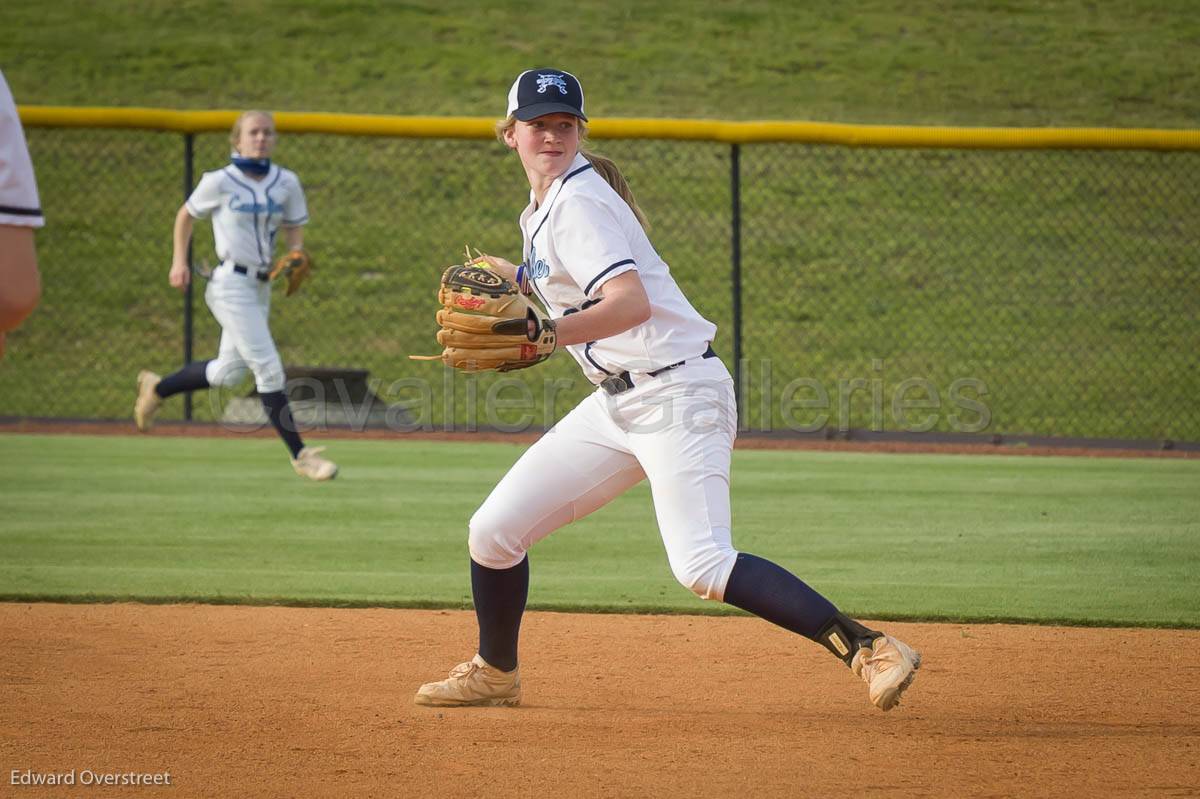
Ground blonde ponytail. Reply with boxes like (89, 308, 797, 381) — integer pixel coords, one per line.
(579, 148, 649, 230)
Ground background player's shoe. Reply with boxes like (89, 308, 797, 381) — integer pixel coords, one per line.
(851, 634, 921, 711)
(291, 446, 338, 481)
(134, 370, 162, 432)
(414, 654, 521, 707)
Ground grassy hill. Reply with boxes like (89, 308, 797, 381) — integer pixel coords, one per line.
(4, 0, 1198, 127)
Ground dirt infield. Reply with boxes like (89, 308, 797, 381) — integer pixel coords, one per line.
(2, 604, 1197, 798)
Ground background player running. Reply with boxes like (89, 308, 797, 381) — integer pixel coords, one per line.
(414, 68, 920, 710)
(135, 110, 337, 481)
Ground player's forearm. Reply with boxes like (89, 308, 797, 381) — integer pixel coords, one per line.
(0, 225, 41, 332)
(553, 271, 652, 347)
(553, 296, 651, 347)
(282, 225, 304, 251)
(171, 206, 194, 267)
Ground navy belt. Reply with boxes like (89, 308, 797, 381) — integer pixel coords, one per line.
(600, 345, 718, 396)
(232, 263, 270, 282)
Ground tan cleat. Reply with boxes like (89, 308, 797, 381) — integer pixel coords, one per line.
(851, 634, 921, 711)
(414, 654, 521, 707)
(134, 370, 162, 432)
(291, 446, 338, 481)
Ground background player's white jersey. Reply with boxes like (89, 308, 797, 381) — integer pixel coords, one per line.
(520, 153, 717, 384)
(0, 70, 44, 229)
(186, 164, 308, 267)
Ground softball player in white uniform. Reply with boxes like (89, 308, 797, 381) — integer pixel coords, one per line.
(415, 69, 920, 710)
(134, 110, 336, 481)
(0, 69, 43, 359)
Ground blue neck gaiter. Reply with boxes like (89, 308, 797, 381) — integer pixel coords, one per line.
(231, 154, 271, 177)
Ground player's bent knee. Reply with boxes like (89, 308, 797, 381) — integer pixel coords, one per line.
(250, 359, 287, 394)
(671, 568, 725, 601)
(205, 361, 248, 388)
(467, 513, 528, 570)
(668, 543, 738, 601)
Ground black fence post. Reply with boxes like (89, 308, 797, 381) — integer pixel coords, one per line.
(182, 133, 195, 421)
(730, 143, 744, 430)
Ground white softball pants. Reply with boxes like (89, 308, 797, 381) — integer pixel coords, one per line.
(203, 263, 286, 393)
(469, 356, 740, 601)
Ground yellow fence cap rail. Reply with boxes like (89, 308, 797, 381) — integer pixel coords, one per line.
(18, 106, 1200, 151)
(591, 118, 1200, 150)
(16, 106, 499, 139)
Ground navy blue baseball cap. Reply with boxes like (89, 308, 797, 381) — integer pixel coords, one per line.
(506, 68, 587, 122)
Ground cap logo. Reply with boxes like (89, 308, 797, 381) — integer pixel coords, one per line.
(536, 74, 569, 95)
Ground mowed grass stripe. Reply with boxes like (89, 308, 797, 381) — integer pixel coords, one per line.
(1, 434, 1196, 626)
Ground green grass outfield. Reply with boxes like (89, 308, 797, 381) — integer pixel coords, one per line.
(1, 433, 1197, 628)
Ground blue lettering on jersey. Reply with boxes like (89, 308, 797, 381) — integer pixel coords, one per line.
(229, 196, 286, 216)
(527, 243, 550, 280)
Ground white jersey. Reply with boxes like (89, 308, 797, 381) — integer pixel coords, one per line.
(186, 164, 308, 268)
(0, 70, 44, 229)
(520, 152, 717, 384)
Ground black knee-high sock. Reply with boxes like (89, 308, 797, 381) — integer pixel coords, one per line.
(155, 360, 211, 398)
(724, 553, 880, 665)
(471, 556, 529, 672)
(723, 553, 837, 638)
(259, 390, 304, 458)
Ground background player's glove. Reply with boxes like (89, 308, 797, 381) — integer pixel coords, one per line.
(270, 248, 312, 297)
(410, 264, 556, 372)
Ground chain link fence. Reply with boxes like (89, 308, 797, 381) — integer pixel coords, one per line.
(3, 119, 1197, 443)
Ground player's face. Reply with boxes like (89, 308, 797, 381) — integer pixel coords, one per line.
(507, 113, 580, 182)
(236, 115, 277, 159)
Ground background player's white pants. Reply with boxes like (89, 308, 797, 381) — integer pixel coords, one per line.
(470, 357, 739, 601)
(203, 263, 286, 393)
